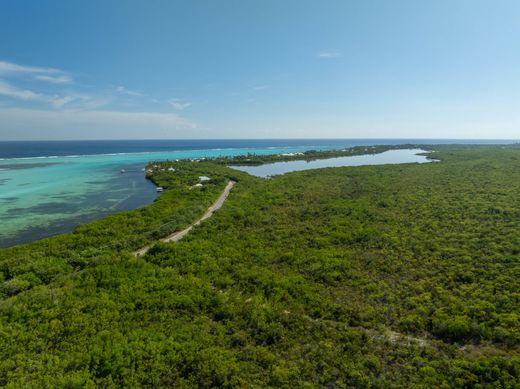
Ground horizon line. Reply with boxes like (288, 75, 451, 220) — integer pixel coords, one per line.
(1, 137, 518, 142)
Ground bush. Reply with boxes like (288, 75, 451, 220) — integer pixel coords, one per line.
(1, 277, 32, 296)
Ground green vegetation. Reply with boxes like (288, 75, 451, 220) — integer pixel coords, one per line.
(0, 145, 519, 387)
(0, 161, 234, 296)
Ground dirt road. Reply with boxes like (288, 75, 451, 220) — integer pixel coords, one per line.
(134, 180, 236, 256)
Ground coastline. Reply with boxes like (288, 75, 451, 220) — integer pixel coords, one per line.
(1, 142, 517, 248)
(0, 142, 426, 248)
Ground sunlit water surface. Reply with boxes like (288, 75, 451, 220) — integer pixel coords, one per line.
(231, 149, 433, 177)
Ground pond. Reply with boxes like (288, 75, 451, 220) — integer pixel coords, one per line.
(231, 149, 434, 178)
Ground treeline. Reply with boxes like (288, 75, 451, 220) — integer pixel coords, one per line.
(212, 144, 425, 166)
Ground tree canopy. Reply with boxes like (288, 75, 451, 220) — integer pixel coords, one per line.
(0, 145, 519, 387)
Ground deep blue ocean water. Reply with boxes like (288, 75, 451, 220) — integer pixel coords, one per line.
(0, 139, 515, 247)
(0, 138, 513, 159)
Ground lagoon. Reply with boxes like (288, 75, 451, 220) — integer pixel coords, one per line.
(231, 149, 433, 178)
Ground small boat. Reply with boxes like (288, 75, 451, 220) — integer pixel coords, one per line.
(120, 169, 126, 173)
(156, 187, 164, 192)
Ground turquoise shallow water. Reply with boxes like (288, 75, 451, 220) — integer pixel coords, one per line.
(0, 145, 332, 247)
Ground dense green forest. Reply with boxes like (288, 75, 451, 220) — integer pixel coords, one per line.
(0, 145, 519, 387)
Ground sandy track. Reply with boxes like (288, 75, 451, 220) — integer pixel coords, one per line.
(134, 180, 236, 256)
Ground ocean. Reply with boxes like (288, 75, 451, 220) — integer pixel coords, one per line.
(0, 139, 515, 247)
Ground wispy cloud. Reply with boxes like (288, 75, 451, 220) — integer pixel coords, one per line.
(0, 60, 197, 134)
(49, 95, 75, 108)
(169, 98, 192, 110)
(0, 60, 74, 85)
(0, 60, 63, 75)
(252, 84, 270, 91)
(0, 60, 78, 107)
(317, 50, 342, 58)
(0, 107, 197, 139)
(34, 74, 73, 84)
(0, 79, 103, 109)
(0, 80, 46, 101)
(0, 61, 136, 111)
(115, 85, 144, 96)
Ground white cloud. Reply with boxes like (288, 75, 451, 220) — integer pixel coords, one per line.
(0, 80, 113, 110)
(0, 60, 198, 135)
(34, 74, 73, 84)
(0, 108, 198, 140)
(317, 50, 342, 58)
(64, 94, 113, 111)
(0, 60, 63, 75)
(0, 80, 46, 101)
(0, 60, 74, 85)
(169, 98, 192, 110)
(0, 79, 82, 109)
(115, 85, 144, 96)
(50, 95, 75, 108)
(252, 84, 270, 91)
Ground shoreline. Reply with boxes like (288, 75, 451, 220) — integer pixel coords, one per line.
(2, 143, 519, 249)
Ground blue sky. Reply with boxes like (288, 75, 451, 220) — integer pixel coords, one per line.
(1, 0, 520, 140)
